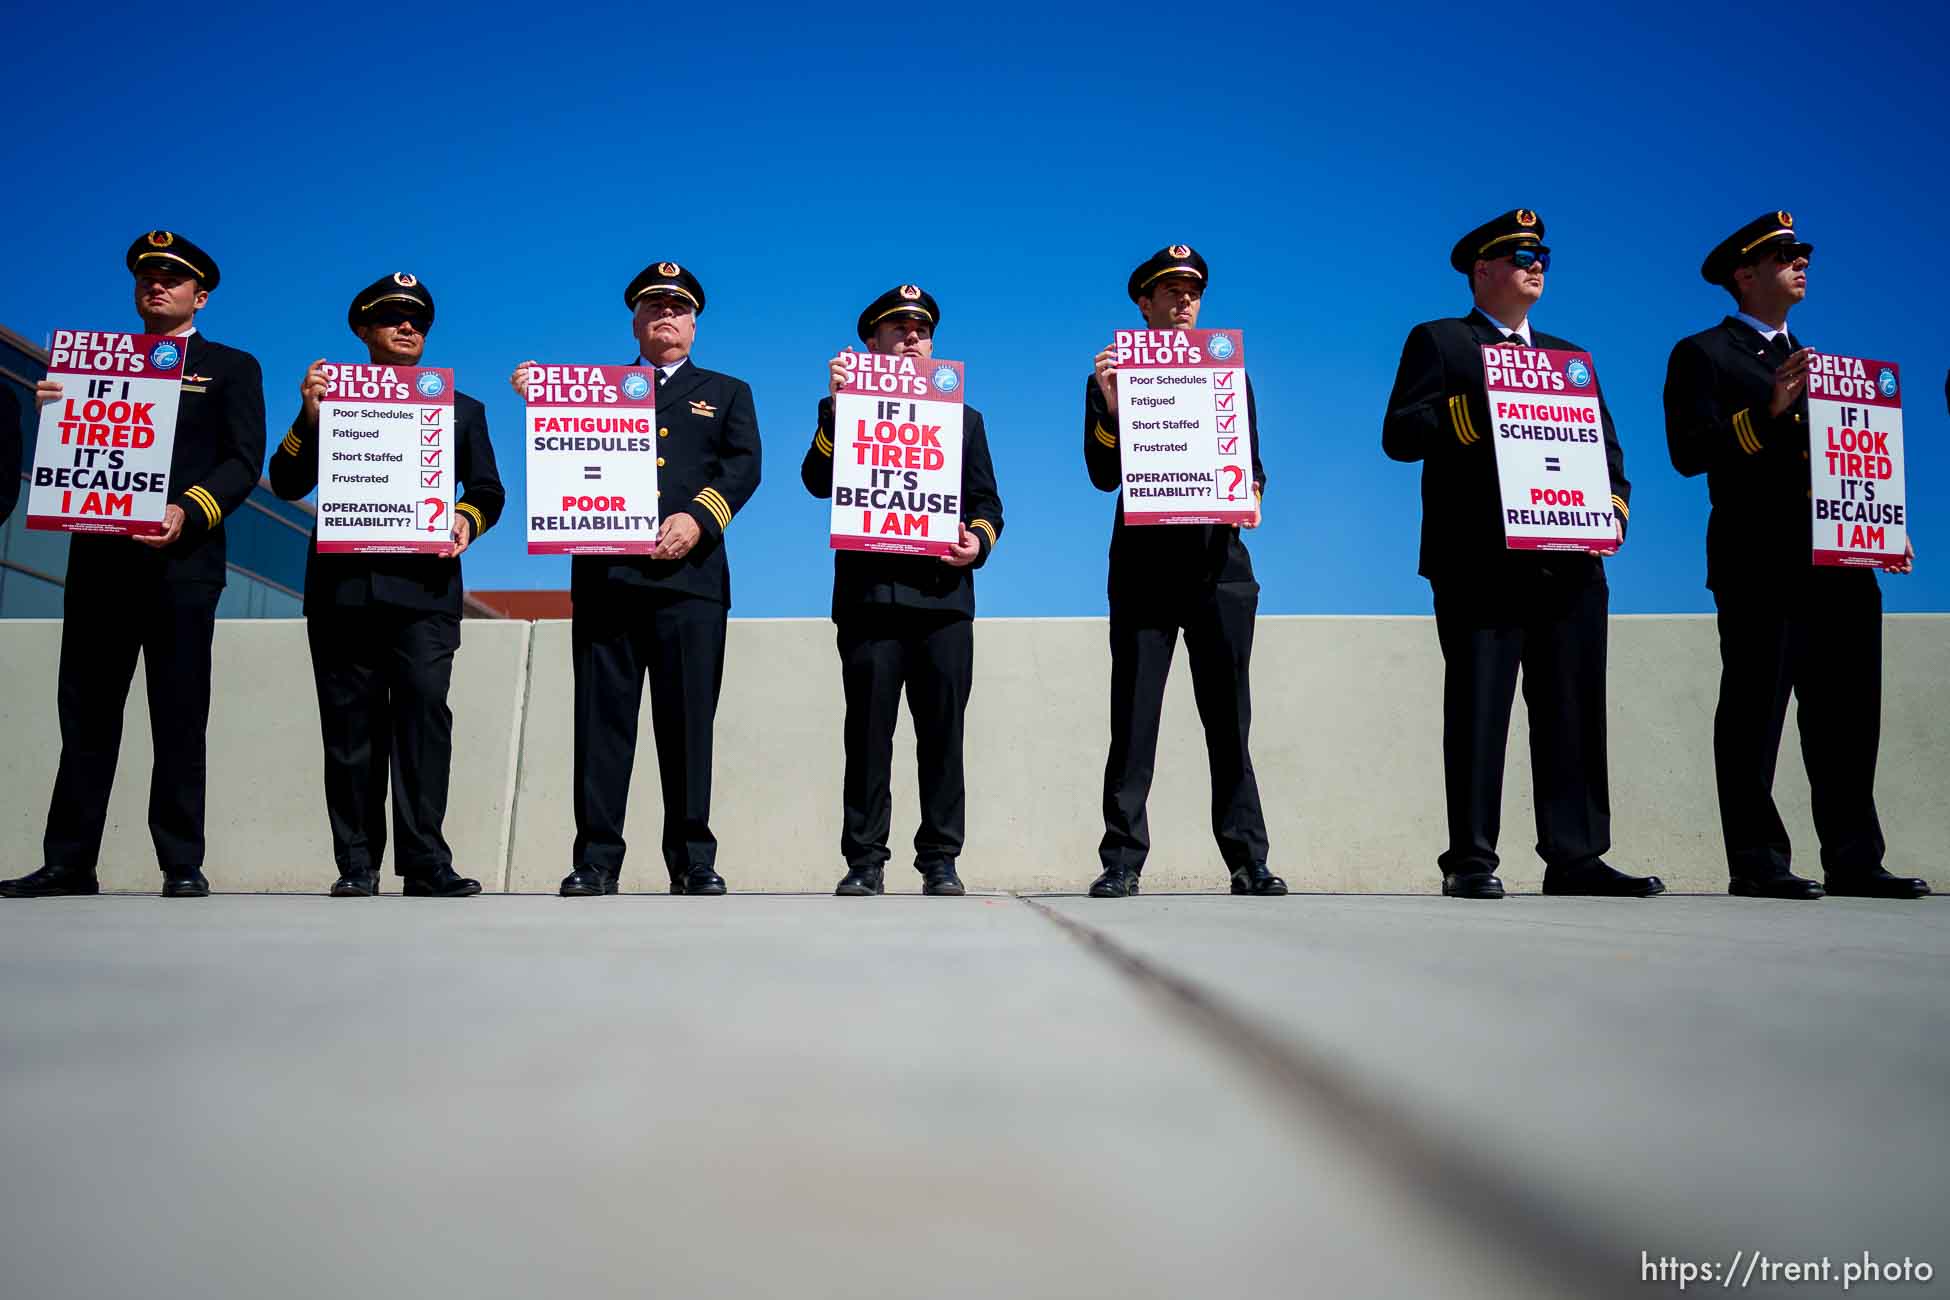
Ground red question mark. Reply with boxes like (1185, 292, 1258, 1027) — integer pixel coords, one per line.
(1220, 465, 1245, 500)
(423, 498, 447, 533)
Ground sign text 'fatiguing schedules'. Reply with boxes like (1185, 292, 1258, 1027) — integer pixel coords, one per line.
(26, 330, 184, 536)
(316, 364, 454, 554)
(524, 365, 659, 554)
(1113, 328, 1254, 526)
(1481, 344, 1619, 554)
(829, 352, 964, 557)
(1807, 352, 1906, 567)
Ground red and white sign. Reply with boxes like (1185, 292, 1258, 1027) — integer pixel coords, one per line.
(25, 329, 183, 536)
(315, 364, 454, 554)
(829, 352, 965, 557)
(1113, 328, 1254, 525)
(1481, 345, 1619, 554)
(1807, 352, 1906, 567)
(524, 365, 659, 555)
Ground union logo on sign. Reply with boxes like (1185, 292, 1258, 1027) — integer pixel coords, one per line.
(149, 342, 181, 371)
(1208, 334, 1236, 361)
(932, 366, 959, 394)
(1566, 359, 1592, 388)
(622, 373, 651, 400)
(415, 372, 446, 398)
(1878, 368, 1898, 398)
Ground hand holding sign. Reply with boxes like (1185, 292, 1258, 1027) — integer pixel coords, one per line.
(941, 522, 980, 568)
(1884, 539, 1915, 575)
(509, 359, 536, 397)
(449, 509, 474, 559)
(829, 350, 852, 397)
(300, 358, 330, 425)
(1093, 347, 1119, 411)
(1770, 347, 1816, 417)
(133, 503, 185, 549)
(34, 379, 62, 410)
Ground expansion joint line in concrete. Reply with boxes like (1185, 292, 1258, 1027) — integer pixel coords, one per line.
(1012, 894, 1637, 1300)
(496, 623, 538, 893)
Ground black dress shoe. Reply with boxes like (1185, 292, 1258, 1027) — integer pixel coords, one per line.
(1229, 865, 1288, 896)
(921, 864, 965, 897)
(330, 872, 379, 897)
(402, 866, 481, 897)
(1542, 860, 1666, 897)
(1442, 871, 1505, 899)
(672, 868, 726, 896)
(560, 867, 612, 897)
(835, 866, 884, 896)
(1089, 868, 1141, 898)
(1824, 868, 1931, 899)
(0, 864, 101, 898)
(1729, 872, 1824, 899)
(161, 869, 210, 898)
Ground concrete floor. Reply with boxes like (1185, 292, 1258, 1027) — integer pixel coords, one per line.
(0, 894, 1942, 1299)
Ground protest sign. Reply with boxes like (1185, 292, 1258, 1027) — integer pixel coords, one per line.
(1480, 344, 1619, 554)
(1112, 328, 1254, 525)
(1807, 353, 1906, 567)
(25, 330, 183, 536)
(829, 352, 964, 556)
(316, 364, 453, 554)
(524, 365, 659, 555)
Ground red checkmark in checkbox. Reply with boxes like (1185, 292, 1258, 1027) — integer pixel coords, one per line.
(1213, 371, 1234, 389)
(421, 471, 441, 488)
(1217, 436, 1239, 455)
(421, 408, 441, 424)
(422, 449, 442, 466)
(1217, 413, 1238, 432)
(422, 429, 440, 445)
(1215, 391, 1236, 410)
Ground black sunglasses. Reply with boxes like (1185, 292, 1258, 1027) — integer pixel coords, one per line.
(1507, 247, 1551, 272)
(1760, 243, 1813, 266)
(368, 309, 431, 330)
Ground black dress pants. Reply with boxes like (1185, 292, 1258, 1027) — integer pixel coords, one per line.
(1431, 572, 1611, 876)
(305, 606, 461, 876)
(835, 609, 974, 873)
(1099, 580, 1269, 874)
(43, 578, 221, 872)
(571, 590, 726, 880)
(1713, 570, 1885, 878)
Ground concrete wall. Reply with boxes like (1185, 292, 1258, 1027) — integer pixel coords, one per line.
(1, 615, 1945, 894)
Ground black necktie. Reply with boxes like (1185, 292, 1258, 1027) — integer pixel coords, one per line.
(1503, 332, 1525, 347)
(1767, 333, 1792, 364)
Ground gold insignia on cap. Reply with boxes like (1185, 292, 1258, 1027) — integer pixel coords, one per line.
(1168, 244, 1192, 258)
(1516, 210, 1538, 227)
(898, 284, 922, 300)
(393, 272, 417, 287)
(1778, 211, 1793, 227)
(658, 262, 680, 277)
(147, 231, 174, 247)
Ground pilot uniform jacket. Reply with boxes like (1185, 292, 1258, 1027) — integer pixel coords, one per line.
(1, 384, 21, 524)
(1382, 309, 1630, 586)
(269, 391, 505, 614)
(799, 395, 1003, 621)
(1083, 373, 1263, 600)
(1663, 315, 1827, 595)
(64, 333, 267, 596)
(42, 331, 266, 874)
(570, 359, 762, 610)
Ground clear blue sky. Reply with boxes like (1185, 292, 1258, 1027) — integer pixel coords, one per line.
(5, 0, 1945, 614)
